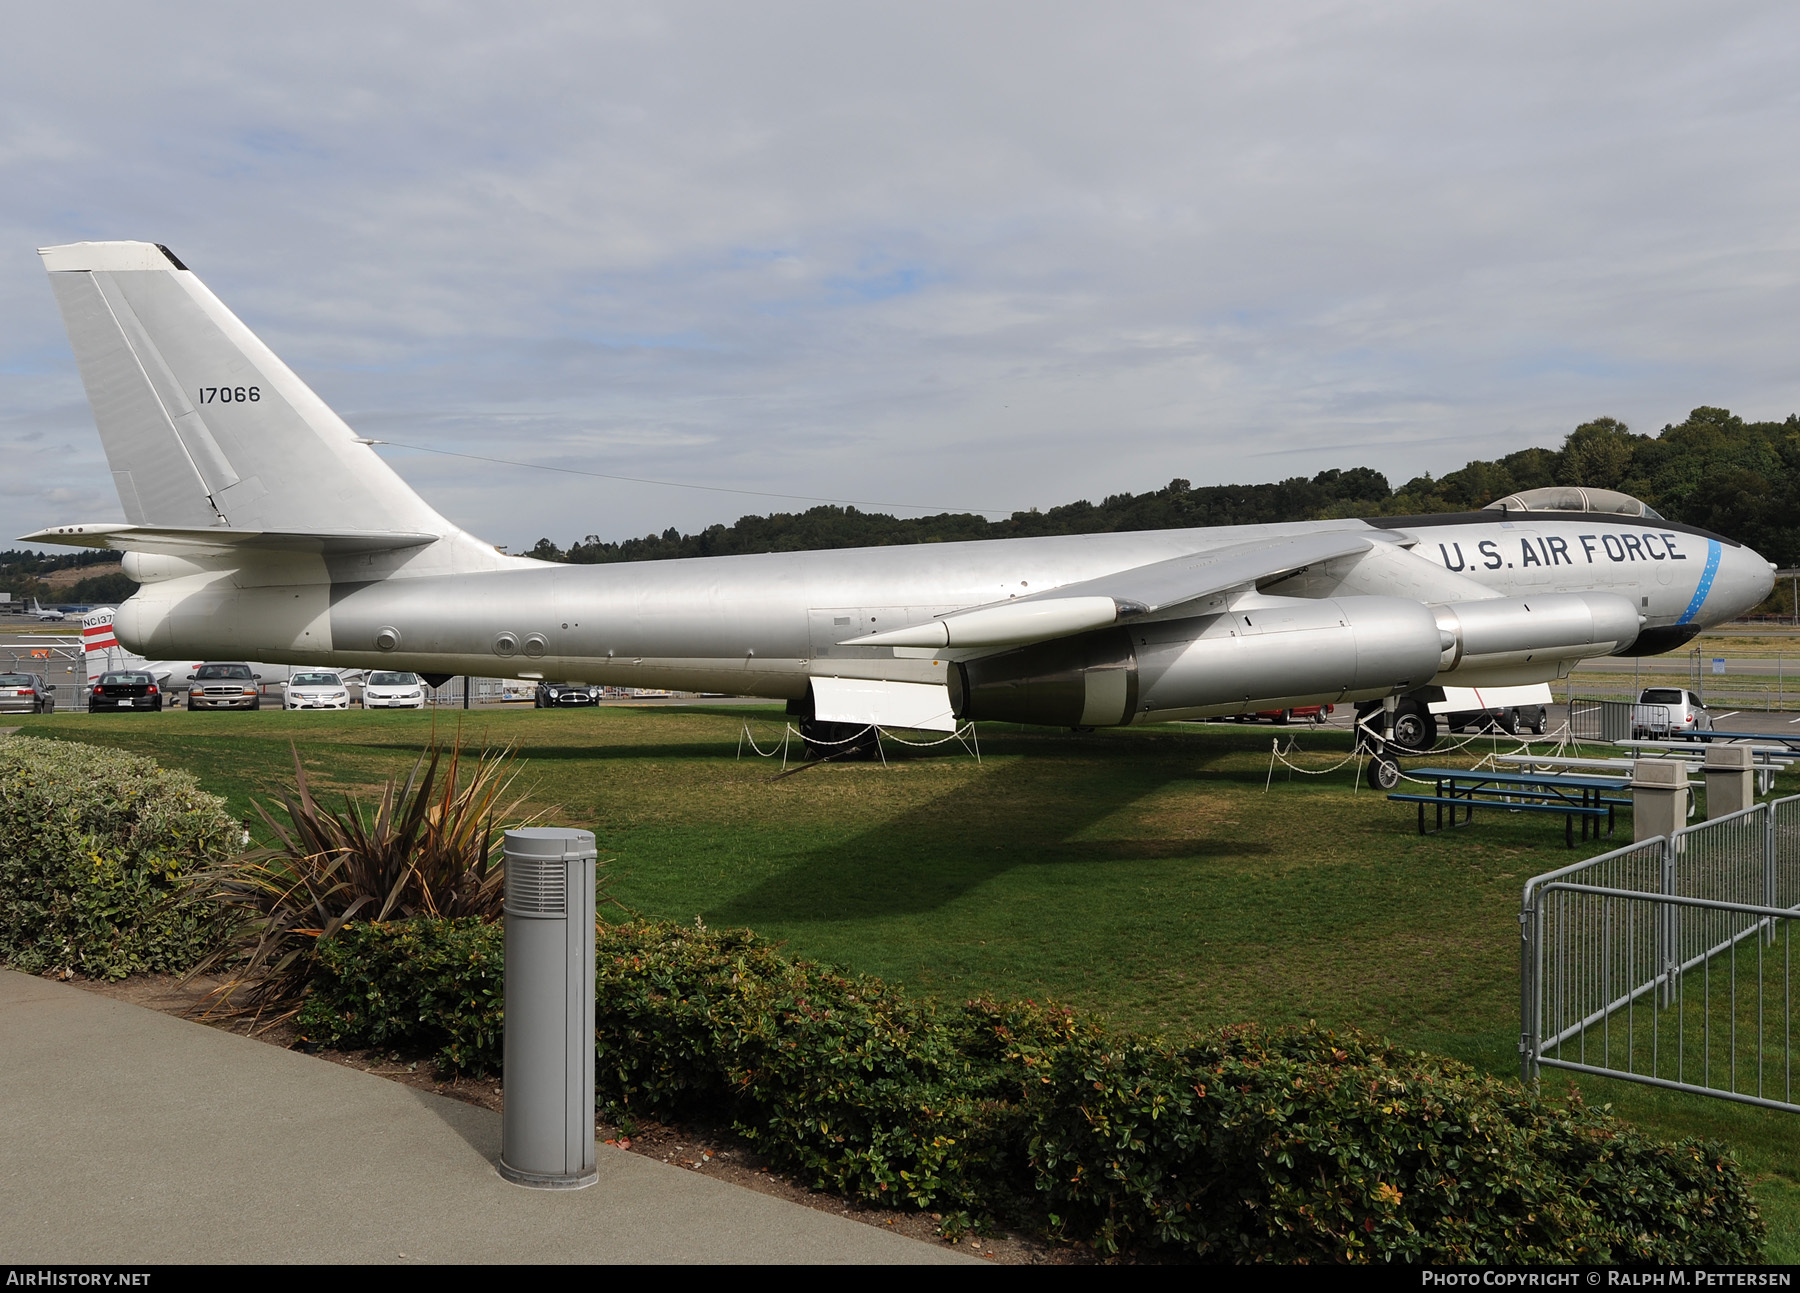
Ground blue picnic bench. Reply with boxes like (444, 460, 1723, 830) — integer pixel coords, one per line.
(1387, 767, 1628, 847)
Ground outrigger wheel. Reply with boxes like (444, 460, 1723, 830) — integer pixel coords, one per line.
(1370, 756, 1402, 791)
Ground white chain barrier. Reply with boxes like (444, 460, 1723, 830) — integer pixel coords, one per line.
(738, 719, 982, 771)
(1263, 716, 1587, 793)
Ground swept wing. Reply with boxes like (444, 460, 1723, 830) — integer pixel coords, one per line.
(843, 530, 1380, 648)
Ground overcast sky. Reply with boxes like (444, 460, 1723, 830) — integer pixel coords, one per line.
(4, 1, 1799, 552)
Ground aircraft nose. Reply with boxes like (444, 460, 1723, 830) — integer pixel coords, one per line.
(1714, 541, 1776, 619)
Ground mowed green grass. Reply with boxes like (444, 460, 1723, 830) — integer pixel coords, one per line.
(12, 702, 1800, 1255)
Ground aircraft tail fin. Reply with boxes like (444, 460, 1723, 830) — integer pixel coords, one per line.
(38, 241, 456, 543)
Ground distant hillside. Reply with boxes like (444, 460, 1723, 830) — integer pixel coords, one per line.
(0, 550, 133, 607)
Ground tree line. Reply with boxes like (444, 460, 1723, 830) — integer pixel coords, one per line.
(528, 407, 1800, 578)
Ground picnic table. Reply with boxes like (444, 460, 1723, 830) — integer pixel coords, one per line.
(1388, 766, 1627, 846)
(1615, 740, 1792, 794)
(1647, 728, 1800, 751)
(1493, 753, 1632, 776)
(1493, 752, 1702, 817)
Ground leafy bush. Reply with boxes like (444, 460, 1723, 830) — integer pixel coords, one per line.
(200, 739, 531, 1016)
(296, 916, 504, 1071)
(294, 915, 1764, 1262)
(1026, 1026, 1763, 1263)
(586, 921, 1094, 1212)
(0, 735, 240, 978)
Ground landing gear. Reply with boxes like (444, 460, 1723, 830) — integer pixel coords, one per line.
(1353, 697, 1436, 753)
(1389, 701, 1437, 753)
(1370, 757, 1402, 791)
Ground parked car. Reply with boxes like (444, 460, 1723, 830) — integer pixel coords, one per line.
(535, 681, 602, 707)
(1233, 704, 1334, 725)
(1445, 704, 1548, 736)
(362, 670, 427, 709)
(0, 672, 55, 714)
(186, 663, 262, 710)
(1634, 687, 1711, 737)
(285, 671, 352, 710)
(89, 670, 162, 712)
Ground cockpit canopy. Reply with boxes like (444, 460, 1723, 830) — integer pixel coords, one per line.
(1483, 486, 1663, 520)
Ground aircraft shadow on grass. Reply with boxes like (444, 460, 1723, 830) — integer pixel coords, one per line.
(715, 755, 1273, 925)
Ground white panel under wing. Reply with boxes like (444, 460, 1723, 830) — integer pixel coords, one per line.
(1427, 683, 1555, 715)
(811, 676, 957, 732)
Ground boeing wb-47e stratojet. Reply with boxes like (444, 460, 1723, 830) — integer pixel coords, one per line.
(20, 242, 1778, 766)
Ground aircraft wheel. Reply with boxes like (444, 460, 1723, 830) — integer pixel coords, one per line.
(1389, 702, 1437, 753)
(1371, 757, 1402, 791)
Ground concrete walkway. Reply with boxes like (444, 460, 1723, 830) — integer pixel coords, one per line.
(0, 971, 970, 1264)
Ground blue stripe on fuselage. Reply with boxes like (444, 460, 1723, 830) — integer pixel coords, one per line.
(1677, 538, 1722, 625)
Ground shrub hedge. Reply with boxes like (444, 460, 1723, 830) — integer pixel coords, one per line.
(297, 916, 1763, 1262)
(0, 736, 241, 979)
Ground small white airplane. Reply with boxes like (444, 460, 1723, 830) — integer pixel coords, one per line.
(29, 597, 65, 622)
(20, 242, 1778, 771)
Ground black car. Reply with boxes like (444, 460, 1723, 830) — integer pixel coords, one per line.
(534, 681, 601, 707)
(1445, 704, 1549, 736)
(89, 671, 163, 712)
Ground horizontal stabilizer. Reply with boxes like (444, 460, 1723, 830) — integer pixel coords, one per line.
(845, 530, 1375, 649)
(19, 523, 437, 557)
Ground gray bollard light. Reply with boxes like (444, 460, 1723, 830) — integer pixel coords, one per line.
(499, 827, 598, 1189)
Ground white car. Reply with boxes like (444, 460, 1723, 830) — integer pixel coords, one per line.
(285, 671, 351, 710)
(362, 670, 427, 709)
(1634, 687, 1712, 737)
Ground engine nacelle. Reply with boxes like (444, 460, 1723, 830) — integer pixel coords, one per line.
(948, 627, 1139, 726)
(1432, 592, 1639, 684)
(113, 575, 333, 658)
(948, 595, 1449, 726)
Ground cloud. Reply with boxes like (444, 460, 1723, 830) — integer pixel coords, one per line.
(3, 1, 1799, 547)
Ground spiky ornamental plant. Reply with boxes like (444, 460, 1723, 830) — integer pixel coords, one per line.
(192, 737, 536, 1021)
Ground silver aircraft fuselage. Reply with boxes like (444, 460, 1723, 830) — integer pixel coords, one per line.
(112, 509, 1771, 724)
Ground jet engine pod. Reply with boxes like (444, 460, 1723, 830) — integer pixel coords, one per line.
(1132, 594, 1448, 720)
(947, 628, 1137, 727)
(1432, 592, 1640, 682)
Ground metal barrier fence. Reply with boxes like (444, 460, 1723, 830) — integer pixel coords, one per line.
(1521, 795, 1800, 1112)
(1567, 697, 1692, 742)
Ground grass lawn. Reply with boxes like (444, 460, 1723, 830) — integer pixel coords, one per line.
(11, 702, 1800, 1256)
